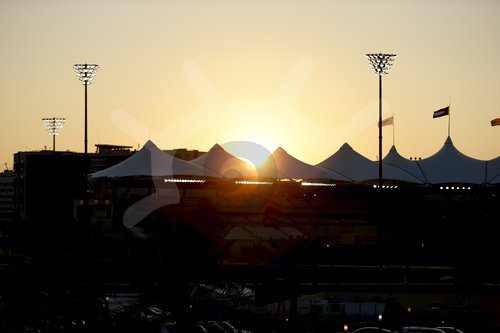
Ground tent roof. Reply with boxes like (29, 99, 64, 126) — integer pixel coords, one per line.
(89, 139, 499, 185)
(487, 155, 500, 184)
(383, 146, 427, 183)
(91, 140, 218, 178)
(258, 147, 349, 180)
(416, 137, 487, 184)
(191, 143, 256, 178)
(317, 143, 423, 183)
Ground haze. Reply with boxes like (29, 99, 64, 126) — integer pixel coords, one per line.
(1, 0, 499, 169)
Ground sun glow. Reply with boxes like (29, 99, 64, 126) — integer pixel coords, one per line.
(236, 157, 258, 168)
(222, 139, 274, 167)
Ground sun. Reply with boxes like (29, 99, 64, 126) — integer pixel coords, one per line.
(235, 157, 258, 170)
(234, 154, 267, 168)
(220, 135, 276, 167)
(222, 143, 273, 167)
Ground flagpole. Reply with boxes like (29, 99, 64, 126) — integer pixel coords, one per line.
(392, 113, 395, 146)
(448, 103, 451, 137)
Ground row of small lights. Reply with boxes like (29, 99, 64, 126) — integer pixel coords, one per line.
(440, 186, 472, 190)
(301, 182, 336, 187)
(160, 179, 333, 186)
(235, 180, 273, 185)
(235, 181, 337, 186)
(157, 182, 470, 191)
(372, 185, 398, 189)
(164, 178, 206, 183)
(156, 180, 409, 188)
(156, 181, 474, 190)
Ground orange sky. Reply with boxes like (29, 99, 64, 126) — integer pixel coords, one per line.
(1, 0, 499, 169)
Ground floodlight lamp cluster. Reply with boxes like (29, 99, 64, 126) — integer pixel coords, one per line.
(43, 117, 66, 136)
(73, 64, 99, 85)
(366, 53, 397, 76)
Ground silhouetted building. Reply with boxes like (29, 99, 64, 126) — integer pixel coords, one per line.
(95, 144, 134, 155)
(0, 170, 14, 222)
(13, 145, 135, 222)
(164, 148, 205, 161)
(91, 144, 135, 173)
(12, 144, 207, 222)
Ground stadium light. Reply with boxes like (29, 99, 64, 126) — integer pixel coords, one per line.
(42, 117, 66, 152)
(366, 53, 396, 187)
(73, 64, 99, 155)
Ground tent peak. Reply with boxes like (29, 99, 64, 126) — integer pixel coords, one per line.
(340, 143, 352, 150)
(274, 146, 287, 155)
(143, 140, 158, 150)
(444, 136, 453, 145)
(210, 143, 223, 150)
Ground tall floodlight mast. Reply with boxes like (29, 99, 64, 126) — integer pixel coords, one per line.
(365, 53, 396, 187)
(42, 117, 66, 152)
(73, 64, 99, 155)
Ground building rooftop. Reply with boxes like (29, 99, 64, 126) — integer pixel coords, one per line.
(95, 144, 134, 155)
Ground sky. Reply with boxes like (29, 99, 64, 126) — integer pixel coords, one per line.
(1, 0, 500, 169)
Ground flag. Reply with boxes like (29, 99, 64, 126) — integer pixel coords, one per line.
(491, 118, 500, 126)
(433, 106, 449, 118)
(380, 115, 394, 127)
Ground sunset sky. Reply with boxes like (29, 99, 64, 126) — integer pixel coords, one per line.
(1, 0, 499, 169)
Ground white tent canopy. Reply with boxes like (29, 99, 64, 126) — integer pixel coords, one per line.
(383, 146, 427, 183)
(90, 139, 500, 185)
(316, 143, 423, 183)
(191, 143, 257, 178)
(416, 137, 487, 184)
(486, 156, 500, 184)
(91, 140, 219, 178)
(258, 147, 350, 181)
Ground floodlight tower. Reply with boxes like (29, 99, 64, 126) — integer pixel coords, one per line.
(42, 117, 66, 152)
(365, 53, 396, 187)
(73, 64, 99, 155)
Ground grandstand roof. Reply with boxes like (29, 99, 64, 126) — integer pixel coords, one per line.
(91, 139, 500, 185)
(91, 140, 218, 178)
(191, 144, 256, 178)
(416, 137, 487, 184)
(487, 155, 500, 184)
(316, 143, 423, 183)
(383, 146, 427, 183)
(258, 147, 349, 181)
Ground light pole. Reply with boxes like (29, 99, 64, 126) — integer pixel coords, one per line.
(42, 117, 66, 152)
(366, 53, 396, 187)
(74, 64, 98, 225)
(73, 64, 99, 155)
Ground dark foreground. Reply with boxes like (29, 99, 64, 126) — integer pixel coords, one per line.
(2, 184, 500, 332)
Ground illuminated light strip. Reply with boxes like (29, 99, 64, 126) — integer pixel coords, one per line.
(164, 178, 206, 183)
(301, 182, 336, 187)
(235, 180, 273, 185)
(373, 185, 398, 189)
(439, 186, 471, 190)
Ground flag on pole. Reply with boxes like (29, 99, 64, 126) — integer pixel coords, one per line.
(491, 118, 500, 126)
(433, 106, 450, 118)
(380, 115, 394, 127)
